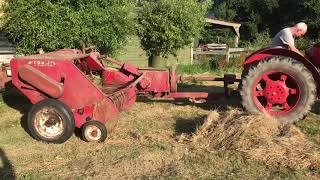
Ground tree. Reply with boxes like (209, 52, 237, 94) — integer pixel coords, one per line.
(2, 0, 135, 55)
(211, 0, 320, 44)
(212, 0, 279, 41)
(303, 0, 320, 40)
(137, 0, 208, 67)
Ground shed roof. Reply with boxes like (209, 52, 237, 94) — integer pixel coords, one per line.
(205, 18, 241, 28)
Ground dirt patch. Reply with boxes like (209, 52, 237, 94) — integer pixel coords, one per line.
(179, 109, 320, 169)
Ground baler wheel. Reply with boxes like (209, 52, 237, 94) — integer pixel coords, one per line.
(240, 56, 316, 122)
(27, 99, 75, 143)
(82, 121, 107, 143)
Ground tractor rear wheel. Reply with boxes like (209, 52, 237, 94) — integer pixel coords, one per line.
(27, 99, 75, 143)
(240, 56, 316, 122)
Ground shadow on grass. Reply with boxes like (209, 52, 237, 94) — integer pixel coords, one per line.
(74, 128, 83, 141)
(0, 148, 16, 180)
(311, 101, 320, 115)
(174, 116, 206, 136)
(1, 84, 85, 142)
(137, 83, 242, 112)
(1, 82, 32, 136)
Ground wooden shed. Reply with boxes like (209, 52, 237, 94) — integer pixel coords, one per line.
(205, 18, 241, 48)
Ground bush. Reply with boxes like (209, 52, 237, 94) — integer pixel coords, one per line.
(243, 29, 314, 51)
(242, 30, 271, 50)
(137, 0, 208, 58)
(2, 0, 135, 55)
(211, 55, 246, 69)
(296, 37, 314, 50)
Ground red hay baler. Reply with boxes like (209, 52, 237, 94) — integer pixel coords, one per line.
(1, 43, 320, 144)
(0, 49, 239, 143)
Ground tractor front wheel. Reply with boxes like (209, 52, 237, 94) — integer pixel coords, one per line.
(82, 121, 107, 143)
(240, 56, 316, 122)
(27, 99, 75, 143)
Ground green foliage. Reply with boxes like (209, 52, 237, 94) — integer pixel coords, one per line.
(242, 30, 272, 50)
(303, 0, 320, 40)
(296, 38, 314, 50)
(212, 0, 279, 41)
(178, 63, 242, 76)
(2, 0, 135, 55)
(178, 54, 243, 76)
(178, 63, 212, 75)
(211, 0, 320, 44)
(200, 28, 235, 47)
(137, 0, 208, 58)
(210, 1, 236, 21)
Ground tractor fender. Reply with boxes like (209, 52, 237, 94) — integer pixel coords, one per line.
(18, 65, 64, 98)
(243, 48, 320, 94)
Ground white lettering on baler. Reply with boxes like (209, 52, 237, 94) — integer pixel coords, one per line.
(28, 60, 56, 67)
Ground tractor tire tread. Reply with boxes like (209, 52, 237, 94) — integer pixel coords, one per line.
(240, 56, 316, 123)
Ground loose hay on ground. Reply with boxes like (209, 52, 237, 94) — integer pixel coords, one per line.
(181, 109, 320, 169)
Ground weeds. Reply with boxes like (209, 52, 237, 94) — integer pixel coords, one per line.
(178, 56, 243, 76)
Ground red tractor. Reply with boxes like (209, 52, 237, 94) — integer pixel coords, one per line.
(0, 43, 319, 144)
(240, 43, 320, 122)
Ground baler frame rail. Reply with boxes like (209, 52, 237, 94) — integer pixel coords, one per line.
(162, 74, 240, 102)
(101, 56, 241, 102)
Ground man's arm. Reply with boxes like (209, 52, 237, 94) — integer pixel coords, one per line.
(278, 29, 304, 56)
(288, 43, 304, 57)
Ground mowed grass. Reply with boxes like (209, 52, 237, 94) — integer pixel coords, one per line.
(1, 82, 320, 179)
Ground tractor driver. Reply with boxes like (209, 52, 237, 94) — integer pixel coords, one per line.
(271, 22, 307, 57)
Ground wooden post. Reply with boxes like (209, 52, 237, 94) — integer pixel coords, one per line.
(234, 27, 240, 48)
(225, 46, 230, 64)
(234, 35, 239, 48)
(190, 42, 194, 65)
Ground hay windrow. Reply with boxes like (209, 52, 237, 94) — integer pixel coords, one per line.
(181, 109, 320, 169)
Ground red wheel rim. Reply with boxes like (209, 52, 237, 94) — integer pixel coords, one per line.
(252, 71, 300, 116)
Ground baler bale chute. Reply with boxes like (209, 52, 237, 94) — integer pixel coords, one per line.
(1, 42, 320, 144)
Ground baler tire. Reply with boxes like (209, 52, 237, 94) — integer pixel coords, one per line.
(240, 56, 316, 123)
(27, 99, 75, 144)
(82, 121, 107, 143)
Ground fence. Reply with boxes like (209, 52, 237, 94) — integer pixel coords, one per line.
(192, 43, 253, 65)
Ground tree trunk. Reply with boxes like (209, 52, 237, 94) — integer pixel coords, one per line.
(149, 55, 167, 68)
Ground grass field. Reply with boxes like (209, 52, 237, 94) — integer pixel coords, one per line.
(1, 74, 320, 179)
